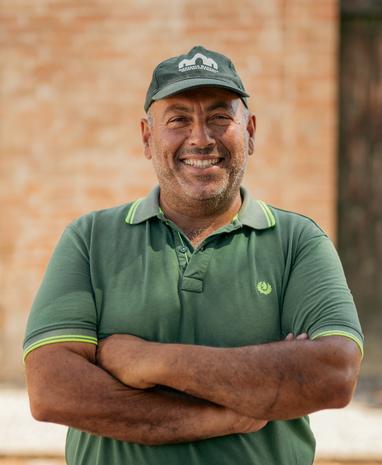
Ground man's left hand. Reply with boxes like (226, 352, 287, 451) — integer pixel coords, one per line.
(97, 334, 157, 389)
(97, 333, 309, 389)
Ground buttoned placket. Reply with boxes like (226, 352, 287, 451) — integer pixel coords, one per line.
(159, 214, 243, 293)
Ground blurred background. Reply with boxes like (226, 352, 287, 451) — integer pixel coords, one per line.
(0, 0, 381, 463)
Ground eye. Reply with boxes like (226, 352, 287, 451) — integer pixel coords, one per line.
(167, 116, 190, 128)
(170, 116, 187, 122)
(210, 114, 232, 125)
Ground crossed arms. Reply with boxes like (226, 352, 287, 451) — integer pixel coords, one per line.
(25, 332, 361, 445)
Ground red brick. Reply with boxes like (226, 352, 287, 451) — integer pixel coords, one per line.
(0, 0, 339, 383)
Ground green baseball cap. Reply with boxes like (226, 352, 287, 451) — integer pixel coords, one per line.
(144, 45, 250, 112)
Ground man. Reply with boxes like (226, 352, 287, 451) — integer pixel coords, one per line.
(24, 45, 363, 465)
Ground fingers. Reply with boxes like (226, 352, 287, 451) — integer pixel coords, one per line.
(285, 333, 309, 341)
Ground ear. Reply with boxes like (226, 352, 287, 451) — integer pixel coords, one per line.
(247, 114, 256, 156)
(141, 118, 152, 160)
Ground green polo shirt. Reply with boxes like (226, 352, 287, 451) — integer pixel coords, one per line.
(24, 186, 363, 465)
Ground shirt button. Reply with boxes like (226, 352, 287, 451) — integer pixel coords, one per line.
(179, 246, 188, 253)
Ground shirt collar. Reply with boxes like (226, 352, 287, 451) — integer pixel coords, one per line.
(125, 186, 160, 224)
(237, 187, 276, 230)
(126, 186, 276, 230)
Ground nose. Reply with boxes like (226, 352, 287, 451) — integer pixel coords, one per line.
(188, 118, 215, 149)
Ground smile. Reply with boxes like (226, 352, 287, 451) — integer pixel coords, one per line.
(181, 158, 222, 168)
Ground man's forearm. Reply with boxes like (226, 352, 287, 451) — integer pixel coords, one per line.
(153, 336, 361, 420)
(26, 344, 266, 445)
(99, 335, 361, 421)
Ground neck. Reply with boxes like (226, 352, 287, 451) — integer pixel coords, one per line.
(159, 189, 242, 245)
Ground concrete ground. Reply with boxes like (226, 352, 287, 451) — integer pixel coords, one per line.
(0, 458, 381, 465)
(0, 388, 381, 463)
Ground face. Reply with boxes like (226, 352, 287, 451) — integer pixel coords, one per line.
(141, 87, 256, 209)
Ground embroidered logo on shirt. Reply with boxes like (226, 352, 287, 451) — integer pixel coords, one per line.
(256, 281, 272, 295)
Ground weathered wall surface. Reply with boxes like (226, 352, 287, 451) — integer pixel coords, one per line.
(338, 2, 382, 376)
(0, 0, 338, 382)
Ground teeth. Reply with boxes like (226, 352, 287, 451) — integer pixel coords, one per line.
(182, 159, 220, 168)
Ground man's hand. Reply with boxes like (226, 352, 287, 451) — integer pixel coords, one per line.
(97, 333, 309, 389)
(97, 332, 361, 421)
(97, 334, 158, 389)
(285, 333, 309, 341)
(230, 411, 268, 434)
(97, 335, 268, 434)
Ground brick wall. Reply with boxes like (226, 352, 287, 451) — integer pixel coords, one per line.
(0, 0, 338, 382)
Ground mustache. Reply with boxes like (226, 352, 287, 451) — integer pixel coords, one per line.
(177, 144, 230, 157)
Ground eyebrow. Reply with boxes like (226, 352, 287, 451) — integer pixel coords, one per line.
(163, 104, 192, 115)
(206, 101, 234, 112)
(163, 101, 235, 115)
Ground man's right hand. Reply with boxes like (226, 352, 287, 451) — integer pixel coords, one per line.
(229, 410, 268, 434)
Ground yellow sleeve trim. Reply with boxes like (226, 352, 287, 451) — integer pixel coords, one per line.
(23, 335, 98, 362)
(311, 330, 364, 358)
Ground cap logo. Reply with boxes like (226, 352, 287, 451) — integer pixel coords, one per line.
(178, 53, 218, 73)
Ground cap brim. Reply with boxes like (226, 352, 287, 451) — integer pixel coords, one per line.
(152, 78, 250, 101)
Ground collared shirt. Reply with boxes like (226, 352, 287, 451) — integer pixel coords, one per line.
(24, 186, 363, 465)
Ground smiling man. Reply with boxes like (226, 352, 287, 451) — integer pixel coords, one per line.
(141, 85, 254, 244)
(24, 46, 363, 465)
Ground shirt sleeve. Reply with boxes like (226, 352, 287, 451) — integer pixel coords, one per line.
(23, 224, 98, 361)
(281, 232, 364, 356)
